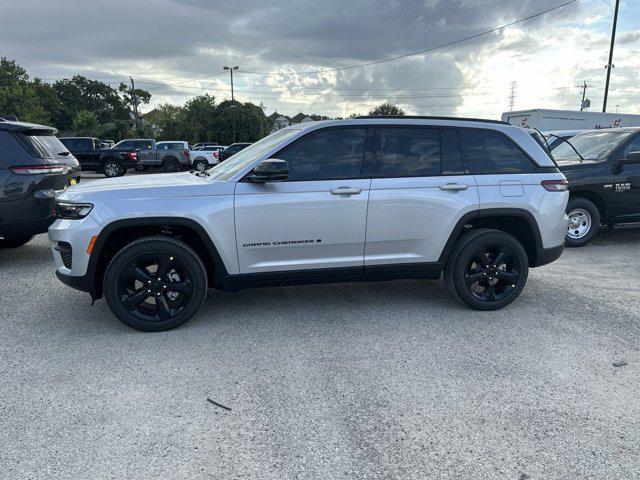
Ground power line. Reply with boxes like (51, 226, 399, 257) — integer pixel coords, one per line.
(239, 0, 578, 76)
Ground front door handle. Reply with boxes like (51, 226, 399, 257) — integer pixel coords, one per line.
(439, 183, 469, 192)
(330, 187, 362, 196)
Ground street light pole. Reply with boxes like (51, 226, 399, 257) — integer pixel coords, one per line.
(223, 66, 239, 143)
(223, 65, 239, 102)
(603, 0, 620, 113)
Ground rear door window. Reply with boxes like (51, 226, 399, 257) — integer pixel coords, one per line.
(459, 129, 535, 174)
(376, 127, 440, 178)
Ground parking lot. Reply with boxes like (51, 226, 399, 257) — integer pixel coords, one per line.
(1, 201, 639, 479)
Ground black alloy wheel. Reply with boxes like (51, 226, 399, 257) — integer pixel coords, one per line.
(104, 236, 207, 331)
(445, 229, 529, 310)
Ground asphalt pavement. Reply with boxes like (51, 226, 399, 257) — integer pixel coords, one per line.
(1, 214, 639, 479)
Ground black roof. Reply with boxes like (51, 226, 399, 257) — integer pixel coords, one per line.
(0, 118, 58, 134)
(355, 115, 509, 125)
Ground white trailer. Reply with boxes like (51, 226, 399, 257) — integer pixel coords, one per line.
(501, 109, 640, 131)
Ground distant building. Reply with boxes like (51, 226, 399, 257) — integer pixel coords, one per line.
(290, 113, 314, 124)
(268, 112, 291, 132)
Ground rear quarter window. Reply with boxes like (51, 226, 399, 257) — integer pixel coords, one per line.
(459, 129, 535, 174)
(16, 132, 71, 159)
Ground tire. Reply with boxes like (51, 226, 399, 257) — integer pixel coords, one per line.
(162, 158, 180, 173)
(193, 159, 209, 172)
(103, 159, 124, 178)
(134, 163, 146, 172)
(565, 197, 600, 247)
(0, 235, 34, 248)
(104, 236, 208, 332)
(444, 229, 529, 311)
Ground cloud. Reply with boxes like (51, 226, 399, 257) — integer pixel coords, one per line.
(1, 0, 635, 117)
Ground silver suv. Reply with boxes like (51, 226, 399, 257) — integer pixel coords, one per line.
(49, 117, 569, 331)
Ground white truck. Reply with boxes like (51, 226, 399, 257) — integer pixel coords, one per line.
(502, 109, 640, 131)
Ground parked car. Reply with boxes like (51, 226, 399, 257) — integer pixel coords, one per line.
(191, 146, 226, 171)
(552, 128, 640, 246)
(113, 139, 190, 173)
(49, 116, 568, 331)
(192, 142, 219, 150)
(0, 117, 80, 248)
(543, 130, 584, 151)
(219, 142, 252, 161)
(59, 137, 138, 177)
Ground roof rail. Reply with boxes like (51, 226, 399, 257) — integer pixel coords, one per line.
(355, 115, 509, 125)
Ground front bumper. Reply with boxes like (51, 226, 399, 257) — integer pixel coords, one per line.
(55, 270, 94, 294)
(532, 243, 565, 267)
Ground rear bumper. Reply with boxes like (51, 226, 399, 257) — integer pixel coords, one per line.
(0, 215, 55, 239)
(532, 243, 565, 267)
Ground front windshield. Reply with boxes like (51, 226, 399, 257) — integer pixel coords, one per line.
(552, 130, 633, 161)
(209, 128, 301, 181)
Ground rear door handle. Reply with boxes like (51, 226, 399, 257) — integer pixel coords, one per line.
(439, 183, 469, 192)
(330, 187, 362, 196)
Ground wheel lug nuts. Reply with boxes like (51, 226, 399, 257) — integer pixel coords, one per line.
(147, 289, 151, 293)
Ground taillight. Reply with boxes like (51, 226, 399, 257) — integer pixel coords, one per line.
(541, 179, 569, 192)
(214, 151, 219, 158)
(183, 150, 190, 159)
(127, 151, 137, 161)
(10, 164, 69, 175)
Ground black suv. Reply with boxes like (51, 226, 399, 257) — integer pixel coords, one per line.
(0, 118, 80, 248)
(553, 128, 640, 246)
(218, 142, 251, 161)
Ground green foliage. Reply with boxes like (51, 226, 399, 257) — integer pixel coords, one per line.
(368, 102, 406, 116)
(72, 110, 100, 136)
(0, 58, 52, 124)
(145, 104, 186, 141)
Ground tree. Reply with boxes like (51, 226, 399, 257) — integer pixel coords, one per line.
(53, 76, 129, 130)
(368, 102, 405, 116)
(145, 104, 186, 141)
(118, 81, 151, 128)
(212, 100, 271, 145)
(181, 94, 218, 143)
(72, 110, 100, 136)
(0, 58, 52, 124)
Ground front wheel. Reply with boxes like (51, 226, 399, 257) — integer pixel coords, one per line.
(0, 235, 34, 248)
(445, 229, 529, 311)
(104, 236, 208, 331)
(162, 158, 180, 173)
(565, 197, 600, 247)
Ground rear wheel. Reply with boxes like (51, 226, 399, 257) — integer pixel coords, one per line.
(104, 236, 208, 331)
(104, 159, 124, 178)
(445, 229, 529, 311)
(0, 235, 34, 248)
(162, 158, 180, 173)
(193, 159, 209, 172)
(565, 197, 600, 247)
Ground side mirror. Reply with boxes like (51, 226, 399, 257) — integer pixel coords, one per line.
(246, 159, 288, 183)
(613, 151, 640, 173)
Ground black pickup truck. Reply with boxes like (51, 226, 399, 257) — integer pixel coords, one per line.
(552, 128, 640, 246)
(58, 137, 138, 177)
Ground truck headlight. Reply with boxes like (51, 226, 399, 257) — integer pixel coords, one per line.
(56, 202, 93, 219)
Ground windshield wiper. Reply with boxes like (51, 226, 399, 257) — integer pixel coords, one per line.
(548, 134, 585, 163)
(190, 169, 210, 178)
(58, 151, 71, 156)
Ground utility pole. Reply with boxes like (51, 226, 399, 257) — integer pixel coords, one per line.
(508, 81, 517, 111)
(223, 66, 239, 143)
(130, 77, 139, 130)
(580, 82, 590, 111)
(603, 0, 620, 112)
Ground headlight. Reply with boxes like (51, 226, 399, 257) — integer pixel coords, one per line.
(55, 202, 93, 219)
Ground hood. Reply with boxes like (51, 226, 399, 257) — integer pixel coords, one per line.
(555, 158, 602, 171)
(57, 172, 227, 203)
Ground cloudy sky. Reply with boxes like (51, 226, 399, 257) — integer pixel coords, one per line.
(1, 0, 639, 118)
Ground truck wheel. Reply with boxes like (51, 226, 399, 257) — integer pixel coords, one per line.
(566, 197, 600, 247)
(0, 235, 34, 248)
(193, 159, 209, 172)
(134, 163, 146, 172)
(104, 160, 124, 178)
(444, 229, 529, 311)
(162, 158, 180, 173)
(104, 236, 208, 332)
